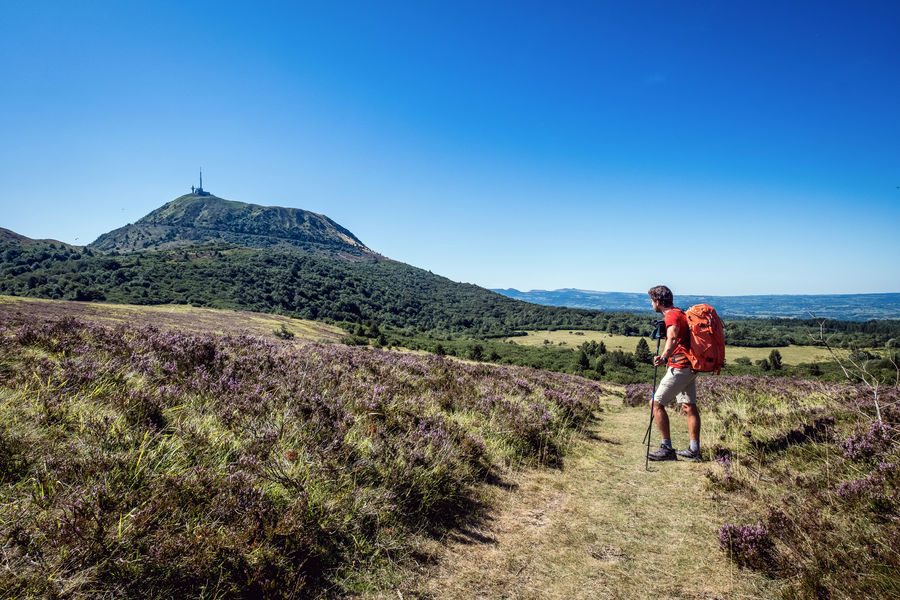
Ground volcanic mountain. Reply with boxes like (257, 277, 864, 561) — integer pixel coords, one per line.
(90, 194, 374, 259)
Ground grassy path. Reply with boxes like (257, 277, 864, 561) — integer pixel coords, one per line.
(384, 397, 779, 599)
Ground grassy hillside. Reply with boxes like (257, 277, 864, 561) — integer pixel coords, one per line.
(0, 311, 606, 598)
(1, 298, 895, 598)
(0, 296, 657, 384)
(0, 295, 345, 342)
(0, 237, 648, 336)
(0, 226, 76, 248)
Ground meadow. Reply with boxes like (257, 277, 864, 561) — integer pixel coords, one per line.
(506, 330, 835, 365)
(0, 310, 605, 598)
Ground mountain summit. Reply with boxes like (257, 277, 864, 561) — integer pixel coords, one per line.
(90, 194, 374, 259)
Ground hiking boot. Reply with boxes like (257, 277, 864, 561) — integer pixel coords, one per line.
(676, 447, 701, 462)
(648, 444, 676, 461)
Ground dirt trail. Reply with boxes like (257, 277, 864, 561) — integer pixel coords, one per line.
(394, 397, 778, 599)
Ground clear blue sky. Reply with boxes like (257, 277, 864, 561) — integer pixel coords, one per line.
(1, 1, 898, 295)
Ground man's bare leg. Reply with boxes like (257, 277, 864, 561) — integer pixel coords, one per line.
(653, 402, 671, 441)
(682, 403, 701, 447)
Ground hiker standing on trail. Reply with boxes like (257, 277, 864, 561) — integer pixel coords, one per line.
(647, 285, 701, 461)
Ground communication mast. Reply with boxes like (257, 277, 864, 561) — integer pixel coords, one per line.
(192, 168, 211, 196)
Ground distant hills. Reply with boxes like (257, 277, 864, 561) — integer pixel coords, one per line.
(493, 288, 900, 321)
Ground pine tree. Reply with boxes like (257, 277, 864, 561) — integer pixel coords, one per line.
(635, 338, 652, 364)
(768, 349, 783, 370)
(577, 350, 590, 370)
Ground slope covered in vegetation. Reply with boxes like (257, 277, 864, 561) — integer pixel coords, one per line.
(0, 313, 605, 598)
(0, 294, 346, 342)
(0, 236, 645, 336)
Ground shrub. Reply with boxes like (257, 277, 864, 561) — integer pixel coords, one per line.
(841, 421, 894, 462)
(273, 324, 295, 339)
(718, 523, 776, 571)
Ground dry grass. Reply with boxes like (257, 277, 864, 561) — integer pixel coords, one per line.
(366, 396, 778, 599)
(0, 295, 345, 342)
(506, 330, 834, 365)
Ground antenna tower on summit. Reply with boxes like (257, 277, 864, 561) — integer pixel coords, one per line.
(192, 168, 211, 196)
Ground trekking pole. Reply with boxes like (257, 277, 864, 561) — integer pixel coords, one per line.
(644, 321, 664, 470)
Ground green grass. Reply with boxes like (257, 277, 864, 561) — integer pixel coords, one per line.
(505, 329, 839, 365)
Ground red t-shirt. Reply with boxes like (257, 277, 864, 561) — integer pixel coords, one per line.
(664, 308, 691, 368)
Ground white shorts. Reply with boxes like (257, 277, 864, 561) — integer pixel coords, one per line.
(654, 367, 698, 406)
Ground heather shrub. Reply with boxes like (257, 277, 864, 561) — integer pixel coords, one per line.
(489, 398, 560, 464)
(834, 460, 897, 506)
(704, 376, 900, 598)
(0, 314, 603, 597)
(841, 420, 895, 462)
(704, 447, 745, 492)
(718, 523, 776, 572)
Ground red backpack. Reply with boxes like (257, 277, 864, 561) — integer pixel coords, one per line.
(684, 304, 725, 374)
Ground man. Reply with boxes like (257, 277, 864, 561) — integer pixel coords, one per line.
(647, 285, 701, 461)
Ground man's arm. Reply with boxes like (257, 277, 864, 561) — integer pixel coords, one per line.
(653, 324, 679, 366)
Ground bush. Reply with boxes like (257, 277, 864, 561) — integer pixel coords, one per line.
(273, 324, 295, 340)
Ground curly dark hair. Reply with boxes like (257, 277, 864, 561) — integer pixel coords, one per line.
(647, 285, 673, 307)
